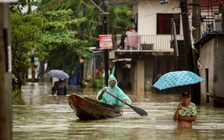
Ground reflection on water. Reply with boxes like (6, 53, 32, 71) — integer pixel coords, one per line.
(13, 82, 224, 140)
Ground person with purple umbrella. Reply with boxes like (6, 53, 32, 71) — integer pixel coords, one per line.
(52, 79, 67, 96)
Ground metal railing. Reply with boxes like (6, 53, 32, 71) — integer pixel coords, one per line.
(114, 34, 184, 52)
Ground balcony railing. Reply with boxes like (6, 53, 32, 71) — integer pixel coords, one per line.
(114, 34, 184, 52)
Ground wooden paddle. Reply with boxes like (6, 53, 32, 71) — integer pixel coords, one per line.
(106, 91, 148, 116)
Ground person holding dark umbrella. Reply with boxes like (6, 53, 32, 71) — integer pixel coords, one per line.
(173, 92, 197, 128)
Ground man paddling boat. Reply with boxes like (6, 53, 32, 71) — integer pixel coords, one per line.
(97, 74, 132, 107)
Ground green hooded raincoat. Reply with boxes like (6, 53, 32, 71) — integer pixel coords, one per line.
(96, 74, 132, 107)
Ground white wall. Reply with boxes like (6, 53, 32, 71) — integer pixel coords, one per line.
(134, 0, 182, 35)
(199, 37, 224, 105)
(200, 40, 214, 105)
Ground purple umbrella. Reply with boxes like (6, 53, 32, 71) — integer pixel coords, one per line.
(47, 70, 69, 79)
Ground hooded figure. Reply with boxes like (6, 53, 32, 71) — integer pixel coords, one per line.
(96, 74, 132, 107)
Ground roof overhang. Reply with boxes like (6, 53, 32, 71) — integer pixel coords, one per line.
(112, 58, 132, 62)
(194, 32, 224, 46)
(93, 50, 102, 54)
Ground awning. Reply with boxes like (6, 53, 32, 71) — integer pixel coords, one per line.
(112, 58, 132, 62)
(93, 50, 102, 54)
(194, 32, 224, 46)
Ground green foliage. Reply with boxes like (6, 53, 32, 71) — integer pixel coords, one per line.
(88, 78, 103, 89)
(12, 74, 22, 101)
(86, 71, 103, 89)
(37, 0, 132, 45)
(12, 88, 23, 104)
(10, 11, 44, 89)
(39, 9, 92, 71)
(40, 10, 90, 53)
(108, 5, 133, 34)
(12, 88, 22, 98)
(10, 4, 92, 89)
(10, 0, 133, 92)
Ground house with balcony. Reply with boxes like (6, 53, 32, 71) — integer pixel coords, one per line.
(88, 0, 224, 104)
(83, 0, 224, 100)
(108, 0, 186, 96)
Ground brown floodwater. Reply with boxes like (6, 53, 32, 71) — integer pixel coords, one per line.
(13, 82, 224, 140)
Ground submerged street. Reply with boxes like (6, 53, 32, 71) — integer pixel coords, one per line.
(13, 82, 224, 140)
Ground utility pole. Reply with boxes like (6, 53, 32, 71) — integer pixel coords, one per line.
(192, 0, 201, 42)
(102, 0, 109, 86)
(192, 0, 201, 75)
(180, 0, 196, 101)
(192, 0, 201, 103)
(0, 3, 12, 140)
(180, 0, 194, 72)
(80, 2, 86, 89)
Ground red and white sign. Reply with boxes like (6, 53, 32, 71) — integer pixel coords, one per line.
(99, 34, 113, 49)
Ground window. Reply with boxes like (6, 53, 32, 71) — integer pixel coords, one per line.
(157, 13, 180, 34)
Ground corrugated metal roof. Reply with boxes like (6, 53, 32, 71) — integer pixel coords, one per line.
(200, 0, 224, 7)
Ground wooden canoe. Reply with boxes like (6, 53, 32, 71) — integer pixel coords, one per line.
(207, 93, 224, 104)
(68, 93, 123, 120)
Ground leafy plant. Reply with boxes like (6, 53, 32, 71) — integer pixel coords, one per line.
(10, 0, 133, 92)
(10, 11, 44, 89)
(87, 71, 104, 89)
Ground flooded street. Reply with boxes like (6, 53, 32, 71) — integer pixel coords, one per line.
(13, 82, 224, 140)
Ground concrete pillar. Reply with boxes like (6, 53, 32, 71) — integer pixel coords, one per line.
(135, 59, 145, 97)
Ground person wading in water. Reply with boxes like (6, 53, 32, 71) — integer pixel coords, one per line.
(173, 92, 197, 128)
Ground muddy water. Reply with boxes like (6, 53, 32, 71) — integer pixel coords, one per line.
(13, 82, 224, 140)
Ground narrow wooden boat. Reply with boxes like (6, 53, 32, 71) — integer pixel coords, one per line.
(68, 93, 123, 120)
(207, 93, 224, 104)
